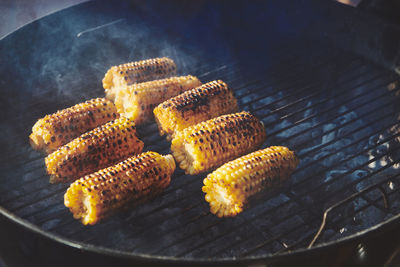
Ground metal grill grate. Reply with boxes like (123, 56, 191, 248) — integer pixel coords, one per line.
(1, 40, 400, 260)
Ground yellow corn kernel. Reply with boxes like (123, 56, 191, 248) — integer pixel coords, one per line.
(202, 146, 299, 217)
(45, 117, 143, 183)
(113, 75, 201, 125)
(30, 98, 118, 154)
(171, 111, 266, 175)
(103, 57, 177, 100)
(154, 80, 238, 140)
(64, 151, 176, 225)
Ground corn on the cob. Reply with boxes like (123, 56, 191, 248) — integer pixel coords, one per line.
(30, 98, 118, 154)
(154, 80, 238, 140)
(64, 151, 176, 225)
(113, 75, 201, 125)
(202, 146, 299, 217)
(45, 117, 144, 183)
(171, 111, 266, 175)
(103, 57, 177, 101)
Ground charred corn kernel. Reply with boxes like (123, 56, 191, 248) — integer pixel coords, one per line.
(171, 111, 266, 175)
(64, 151, 176, 225)
(103, 57, 177, 100)
(113, 75, 201, 125)
(45, 117, 144, 183)
(30, 98, 118, 154)
(154, 80, 238, 140)
(202, 146, 299, 217)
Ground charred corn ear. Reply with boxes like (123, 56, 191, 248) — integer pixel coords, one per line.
(113, 75, 201, 125)
(171, 111, 266, 175)
(154, 80, 238, 140)
(202, 146, 299, 218)
(64, 151, 176, 225)
(103, 57, 177, 100)
(45, 117, 144, 183)
(30, 98, 118, 154)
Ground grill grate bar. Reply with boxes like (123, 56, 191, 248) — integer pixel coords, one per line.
(238, 64, 366, 122)
(242, 60, 371, 113)
(0, 169, 47, 196)
(7, 186, 67, 213)
(0, 176, 51, 205)
(258, 73, 391, 134)
(256, 72, 387, 123)
(291, 87, 399, 156)
(23, 201, 65, 223)
(290, 126, 400, 196)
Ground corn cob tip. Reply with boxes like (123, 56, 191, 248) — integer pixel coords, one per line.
(163, 154, 176, 173)
(29, 131, 44, 152)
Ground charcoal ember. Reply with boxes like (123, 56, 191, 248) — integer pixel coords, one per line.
(321, 123, 336, 144)
(345, 155, 368, 169)
(276, 122, 313, 147)
(270, 119, 292, 135)
(297, 155, 313, 166)
(311, 126, 323, 140)
(322, 151, 345, 167)
(355, 174, 380, 192)
(337, 119, 369, 141)
(352, 205, 387, 229)
(335, 106, 358, 124)
(303, 101, 315, 118)
(254, 108, 277, 123)
(351, 169, 368, 181)
(323, 169, 349, 192)
(240, 92, 260, 106)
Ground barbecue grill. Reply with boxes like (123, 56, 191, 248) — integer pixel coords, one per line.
(1, 0, 400, 266)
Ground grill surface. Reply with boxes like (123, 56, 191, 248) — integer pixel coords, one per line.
(0, 0, 400, 262)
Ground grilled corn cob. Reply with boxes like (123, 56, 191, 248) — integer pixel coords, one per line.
(154, 80, 238, 140)
(171, 111, 266, 175)
(45, 117, 144, 183)
(30, 98, 118, 154)
(113, 75, 201, 125)
(202, 146, 299, 217)
(64, 151, 176, 225)
(103, 57, 177, 101)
